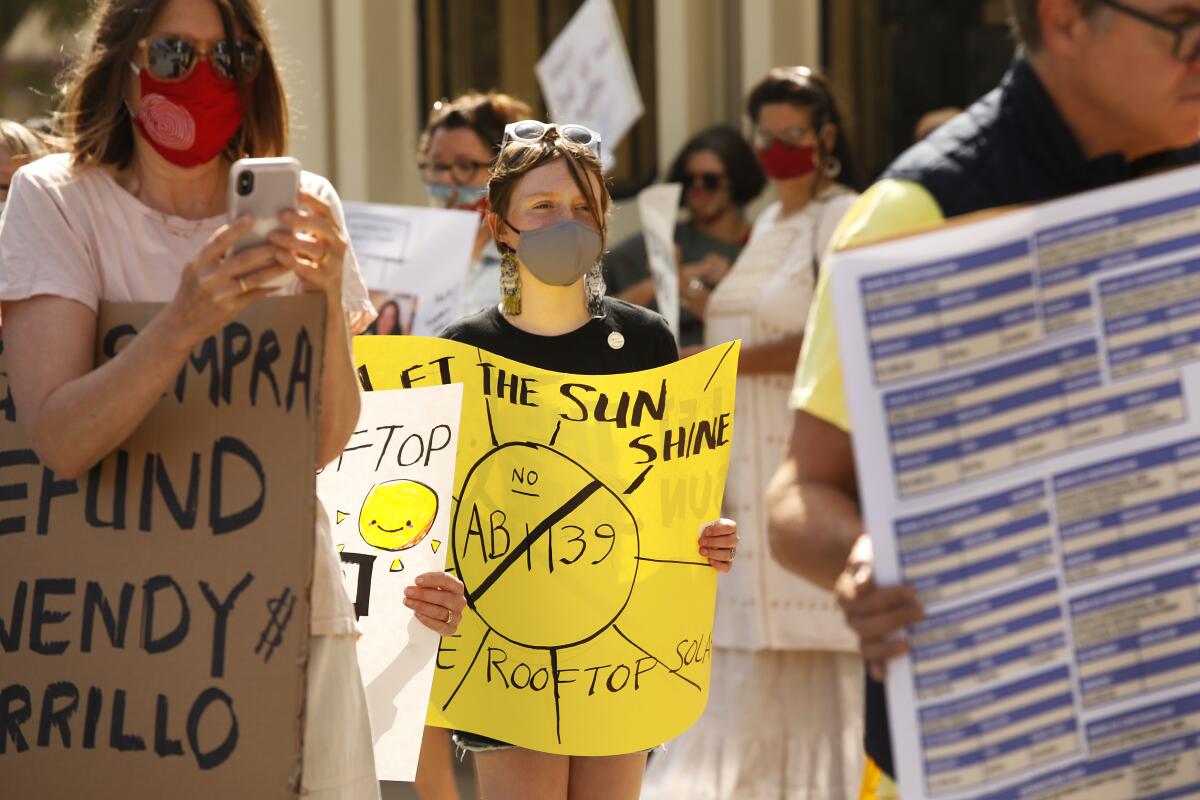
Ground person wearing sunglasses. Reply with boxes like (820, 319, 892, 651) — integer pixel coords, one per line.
(604, 125, 766, 351)
(416, 91, 532, 321)
(440, 120, 739, 800)
(0, 2, 465, 797)
(766, 2, 1200, 799)
(639, 66, 864, 800)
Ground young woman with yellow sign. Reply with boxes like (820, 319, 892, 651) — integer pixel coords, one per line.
(440, 119, 740, 799)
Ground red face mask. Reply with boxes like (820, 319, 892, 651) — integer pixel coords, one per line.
(758, 140, 817, 181)
(132, 59, 245, 168)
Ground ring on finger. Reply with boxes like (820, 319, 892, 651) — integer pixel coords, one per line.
(445, 608, 454, 625)
(238, 276, 249, 293)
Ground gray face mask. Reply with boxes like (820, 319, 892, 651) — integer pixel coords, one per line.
(506, 219, 602, 287)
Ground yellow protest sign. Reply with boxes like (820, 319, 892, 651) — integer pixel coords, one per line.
(353, 337, 739, 756)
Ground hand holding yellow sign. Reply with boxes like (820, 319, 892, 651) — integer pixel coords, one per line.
(354, 336, 739, 755)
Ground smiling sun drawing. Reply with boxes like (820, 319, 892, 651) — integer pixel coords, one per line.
(358, 479, 440, 552)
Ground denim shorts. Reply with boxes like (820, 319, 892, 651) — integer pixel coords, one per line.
(451, 729, 664, 755)
(451, 729, 515, 753)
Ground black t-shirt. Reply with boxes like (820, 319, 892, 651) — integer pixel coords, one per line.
(440, 297, 678, 374)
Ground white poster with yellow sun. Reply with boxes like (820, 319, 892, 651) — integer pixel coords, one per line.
(354, 336, 739, 756)
(316, 383, 463, 781)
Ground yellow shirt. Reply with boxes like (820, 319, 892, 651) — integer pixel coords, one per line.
(788, 178, 946, 800)
(789, 179, 945, 430)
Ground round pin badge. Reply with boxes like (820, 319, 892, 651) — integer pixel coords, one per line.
(607, 331, 625, 350)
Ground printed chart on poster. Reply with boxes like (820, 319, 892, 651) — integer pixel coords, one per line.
(317, 385, 462, 782)
(343, 203, 478, 336)
(353, 336, 738, 756)
(831, 162, 1200, 800)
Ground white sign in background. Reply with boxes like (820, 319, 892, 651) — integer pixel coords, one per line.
(317, 384, 464, 782)
(831, 163, 1200, 800)
(535, 0, 644, 170)
(343, 203, 478, 336)
(638, 183, 683, 342)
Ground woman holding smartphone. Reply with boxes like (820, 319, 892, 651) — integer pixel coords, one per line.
(441, 119, 739, 800)
(0, 1, 465, 797)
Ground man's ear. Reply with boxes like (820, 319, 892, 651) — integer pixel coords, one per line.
(1038, 0, 1092, 58)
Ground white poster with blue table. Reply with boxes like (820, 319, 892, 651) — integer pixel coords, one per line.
(831, 162, 1200, 800)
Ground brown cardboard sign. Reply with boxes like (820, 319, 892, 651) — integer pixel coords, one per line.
(0, 296, 325, 798)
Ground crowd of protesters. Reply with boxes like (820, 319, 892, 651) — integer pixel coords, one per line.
(4, 0, 1199, 798)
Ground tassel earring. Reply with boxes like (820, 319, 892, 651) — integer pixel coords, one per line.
(585, 262, 606, 317)
(500, 247, 521, 315)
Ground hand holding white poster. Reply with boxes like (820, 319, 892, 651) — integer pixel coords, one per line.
(535, 0, 643, 168)
(829, 163, 1200, 800)
(343, 203, 478, 336)
(317, 384, 464, 781)
(637, 183, 683, 342)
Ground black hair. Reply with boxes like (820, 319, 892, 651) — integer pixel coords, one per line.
(665, 125, 766, 207)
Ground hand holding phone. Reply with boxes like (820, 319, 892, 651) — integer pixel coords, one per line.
(227, 157, 300, 289)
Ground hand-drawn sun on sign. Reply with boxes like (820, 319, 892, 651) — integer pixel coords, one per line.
(335, 479, 444, 598)
(453, 443, 639, 650)
(423, 342, 738, 755)
(360, 479, 439, 553)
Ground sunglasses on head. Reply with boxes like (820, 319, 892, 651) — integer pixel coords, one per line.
(138, 34, 263, 83)
(683, 172, 728, 191)
(501, 120, 602, 159)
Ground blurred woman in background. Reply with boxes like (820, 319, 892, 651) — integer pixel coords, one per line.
(644, 67, 863, 800)
(605, 125, 765, 351)
(0, 119, 52, 207)
(417, 90, 531, 318)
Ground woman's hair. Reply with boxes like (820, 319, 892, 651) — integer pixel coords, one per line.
(418, 91, 532, 162)
(0, 119, 52, 161)
(375, 300, 400, 334)
(488, 128, 612, 253)
(58, 0, 288, 169)
(665, 125, 766, 207)
(746, 66, 856, 187)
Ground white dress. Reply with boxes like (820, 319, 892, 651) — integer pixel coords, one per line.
(643, 185, 864, 800)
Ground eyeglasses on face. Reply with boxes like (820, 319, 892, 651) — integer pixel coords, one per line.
(501, 120, 603, 159)
(753, 126, 812, 150)
(418, 158, 492, 185)
(138, 34, 263, 83)
(1100, 0, 1200, 62)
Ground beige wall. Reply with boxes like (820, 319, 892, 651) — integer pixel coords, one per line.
(261, 0, 332, 177)
(262, 0, 821, 232)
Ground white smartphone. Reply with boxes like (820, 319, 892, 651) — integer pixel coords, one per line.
(227, 156, 301, 288)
